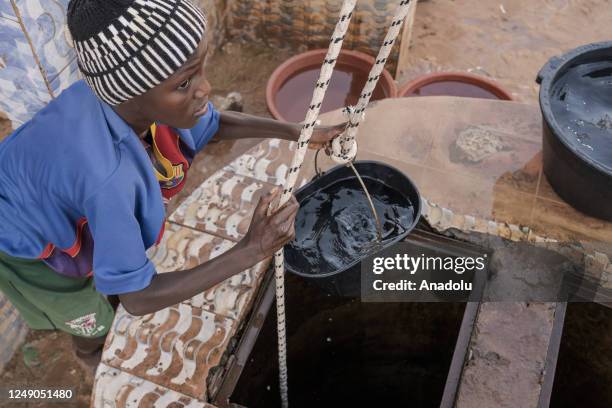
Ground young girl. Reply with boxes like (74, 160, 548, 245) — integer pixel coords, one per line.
(0, 0, 343, 372)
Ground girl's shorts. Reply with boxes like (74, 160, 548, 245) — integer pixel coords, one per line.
(0, 251, 113, 338)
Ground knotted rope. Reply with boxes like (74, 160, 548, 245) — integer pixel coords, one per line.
(330, 0, 414, 164)
(270, 1, 413, 406)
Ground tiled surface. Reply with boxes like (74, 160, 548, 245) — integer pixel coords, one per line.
(167, 138, 263, 216)
(0, 16, 52, 125)
(99, 221, 270, 402)
(92, 116, 290, 401)
(169, 170, 275, 241)
(49, 55, 79, 96)
(102, 303, 235, 401)
(318, 97, 612, 244)
(13, 0, 75, 88)
(147, 222, 268, 321)
(0, 2, 17, 22)
(225, 139, 297, 186)
(0, 1, 77, 128)
(92, 363, 217, 408)
(146, 223, 233, 274)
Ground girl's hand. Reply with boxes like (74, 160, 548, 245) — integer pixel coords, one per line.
(242, 187, 299, 259)
(308, 122, 347, 149)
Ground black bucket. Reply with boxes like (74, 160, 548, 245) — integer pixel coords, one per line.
(536, 41, 612, 220)
(284, 160, 421, 296)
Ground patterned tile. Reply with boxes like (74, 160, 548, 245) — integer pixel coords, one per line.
(225, 139, 297, 186)
(49, 55, 79, 96)
(168, 170, 274, 241)
(13, 0, 75, 87)
(0, 16, 52, 125)
(102, 303, 235, 400)
(0, 2, 18, 22)
(146, 223, 232, 274)
(168, 138, 262, 216)
(92, 363, 216, 408)
(100, 223, 270, 401)
(147, 222, 268, 320)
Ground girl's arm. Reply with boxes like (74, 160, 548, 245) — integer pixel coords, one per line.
(215, 111, 346, 149)
(119, 188, 298, 316)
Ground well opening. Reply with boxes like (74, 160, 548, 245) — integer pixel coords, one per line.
(228, 271, 467, 407)
(550, 302, 612, 408)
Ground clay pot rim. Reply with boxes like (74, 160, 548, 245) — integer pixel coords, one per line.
(266, 48, 398, 122)
(398, 71, 514, 101)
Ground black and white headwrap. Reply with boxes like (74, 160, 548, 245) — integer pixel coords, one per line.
(67, 0, 207, 106)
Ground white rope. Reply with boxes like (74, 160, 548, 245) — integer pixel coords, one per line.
(270, 1, 413, 406)
(272, 2, 357, 407)
(330, 0, 413, 164)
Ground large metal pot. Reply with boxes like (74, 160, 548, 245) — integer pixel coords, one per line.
(536, 42, 612, 221)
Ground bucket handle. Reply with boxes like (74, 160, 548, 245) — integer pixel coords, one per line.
(536, 56, 563, 85)
(313, 145, 358, 179)
(313, 148, 325, 179)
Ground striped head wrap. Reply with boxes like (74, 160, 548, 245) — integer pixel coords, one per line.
(67, 0, 207, 106)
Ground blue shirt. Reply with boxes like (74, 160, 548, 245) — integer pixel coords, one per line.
(0, 80, 220, 295)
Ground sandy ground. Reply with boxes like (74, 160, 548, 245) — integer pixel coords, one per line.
(0, 331, 93, 408)
(0, 0, 610, 405)
(400, 0, 612, 103)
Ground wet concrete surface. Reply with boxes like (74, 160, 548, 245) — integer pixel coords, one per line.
(313, 97, 612, 245)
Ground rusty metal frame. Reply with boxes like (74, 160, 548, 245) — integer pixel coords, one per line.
(439, 299, 482, 408)
(537, 301, 567, 408)
(212, 267, 276, 408)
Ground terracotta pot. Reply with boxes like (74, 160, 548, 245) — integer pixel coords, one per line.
(266, 49, 398, 122)
(398, 72, 513, 101)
